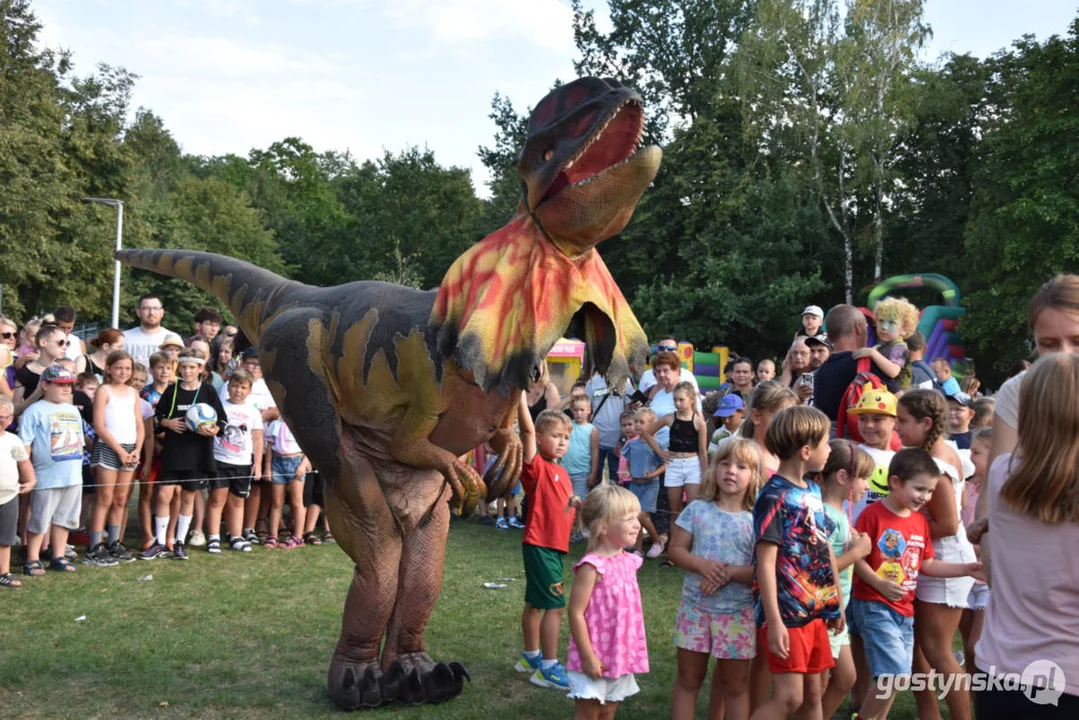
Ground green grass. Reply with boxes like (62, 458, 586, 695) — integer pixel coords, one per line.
(0, 519, 940, 719)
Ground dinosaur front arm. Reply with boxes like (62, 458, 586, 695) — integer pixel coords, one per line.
(484, 391, 523, 501)
(389, 405, 486, 517)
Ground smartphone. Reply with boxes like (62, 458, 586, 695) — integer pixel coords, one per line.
(800, 372, 815, 390)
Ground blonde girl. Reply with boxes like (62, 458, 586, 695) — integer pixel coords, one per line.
(817, 440, 875, 720)
(641, 381, 707, 518)
(566, 484, 648, 718)
(738, 381, 799, 476)
(86, 350, 144, 565)
(974, 353, 1079, 717)
(669, 438, 764, 720)
(896, 389, 977, 720)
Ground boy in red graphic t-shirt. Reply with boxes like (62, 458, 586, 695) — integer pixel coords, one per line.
(515, 393, 579, 691)
(849, 448, 982, 720)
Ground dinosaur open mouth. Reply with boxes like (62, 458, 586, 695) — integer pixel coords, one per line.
(541, 100, 645, 202)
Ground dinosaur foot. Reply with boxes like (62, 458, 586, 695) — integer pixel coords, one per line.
(328, 657, 386, 710)
(380, 652, 470, 706)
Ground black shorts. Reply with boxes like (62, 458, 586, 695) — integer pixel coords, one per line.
(82, 464, 96, 495)
(209, 463, 252, 499)
(0, 498, 17, 546)
(303, 471, 324, 508)
(157, 469, 208, 492)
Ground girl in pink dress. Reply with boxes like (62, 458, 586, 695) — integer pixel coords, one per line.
(567, 484, 649, 717)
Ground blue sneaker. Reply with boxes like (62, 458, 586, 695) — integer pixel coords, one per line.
(496, 516, 509, 530)
(530, 662, 570, 689)
(514, 652, 541, 673)
(508, 515, 525, 529)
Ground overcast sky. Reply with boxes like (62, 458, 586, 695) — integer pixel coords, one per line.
(33, 0, 1079, 196)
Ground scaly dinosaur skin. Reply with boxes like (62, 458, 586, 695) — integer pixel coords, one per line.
(116, 77, 660, 709)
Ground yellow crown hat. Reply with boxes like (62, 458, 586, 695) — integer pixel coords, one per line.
(847, 383, 898, 417)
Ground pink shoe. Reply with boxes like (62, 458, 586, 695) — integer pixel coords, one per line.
(646, 538, 665, 558)
(281, 535, 303, 549)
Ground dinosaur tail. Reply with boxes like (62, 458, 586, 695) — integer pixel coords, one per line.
(116, 249, 296, 345)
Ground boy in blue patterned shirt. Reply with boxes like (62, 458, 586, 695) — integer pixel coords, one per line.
(752, 405, 844, 720)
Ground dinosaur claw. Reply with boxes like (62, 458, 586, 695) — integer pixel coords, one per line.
(328, 659, 384, 709)
(449, 661, 470, 682)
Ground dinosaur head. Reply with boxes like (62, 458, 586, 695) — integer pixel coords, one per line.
(518, 77, 662, 256)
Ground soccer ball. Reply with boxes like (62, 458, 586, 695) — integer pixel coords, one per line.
(185, 403, 218, 432)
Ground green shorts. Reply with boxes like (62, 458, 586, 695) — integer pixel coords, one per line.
(522, 543, 567, 610)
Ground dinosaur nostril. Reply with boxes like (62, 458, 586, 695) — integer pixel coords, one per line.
(543, 150, 553, 161)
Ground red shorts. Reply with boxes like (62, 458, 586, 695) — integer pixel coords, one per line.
(758, 619, 835, 675)
(145, 458, 162, 485)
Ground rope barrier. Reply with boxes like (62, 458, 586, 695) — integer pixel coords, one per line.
(61, 469, 321, 490)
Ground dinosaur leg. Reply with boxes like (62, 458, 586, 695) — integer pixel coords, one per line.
(378, 479, 469, 705)
(324, 454, 401, 710)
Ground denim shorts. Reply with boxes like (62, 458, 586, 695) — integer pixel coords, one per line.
(849, 597, 914, 678)
(628, 477, 659, 513)
(270, 453, 305, 485)
(664, 456, 701, 488)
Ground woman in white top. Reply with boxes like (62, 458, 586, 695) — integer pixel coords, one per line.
(974, 354, 1079, 718)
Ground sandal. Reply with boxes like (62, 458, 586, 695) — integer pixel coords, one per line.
(23, 560, 45, 577)
(263, 536, 279, 549)
(303, 532, 322, 546)
(48, 557, 78, 573)
(323, 532, 335, 544)
(281, 535, 303, 549)
(0, 572, 23, 588)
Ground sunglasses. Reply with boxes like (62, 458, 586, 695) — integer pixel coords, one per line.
(657, 345, 677, 351)
(55, 339, 70, 347)
(223, 331, 237, 337)
(0, 332, 14, 339)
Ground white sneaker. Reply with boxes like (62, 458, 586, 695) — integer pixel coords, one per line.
(188, 529, 206, 547)
(646, 539, 665, 558)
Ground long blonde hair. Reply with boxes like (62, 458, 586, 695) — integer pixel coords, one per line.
(701, 438, 765, 511)
(1002, 353, 1079, 524)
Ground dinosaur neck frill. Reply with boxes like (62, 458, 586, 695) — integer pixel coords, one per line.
(429, 215, 649, 394)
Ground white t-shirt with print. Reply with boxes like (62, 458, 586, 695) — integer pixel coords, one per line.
(123, 325, 174, 368)
(0, 432, 29, 505)
(214, 399, 264, 465)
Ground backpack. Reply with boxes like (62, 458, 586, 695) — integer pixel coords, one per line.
(836, 358, 902, 451)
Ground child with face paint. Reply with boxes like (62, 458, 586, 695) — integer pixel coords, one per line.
(854, 297, 919, 390)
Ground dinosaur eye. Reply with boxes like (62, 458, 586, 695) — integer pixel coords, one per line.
(543, 150, 553, 161)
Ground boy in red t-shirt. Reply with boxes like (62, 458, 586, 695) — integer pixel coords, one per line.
(849, 448, 982, 720)
(514, 393, 578, 691)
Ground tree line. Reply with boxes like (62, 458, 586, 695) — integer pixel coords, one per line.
(1, 0, 1075, 386)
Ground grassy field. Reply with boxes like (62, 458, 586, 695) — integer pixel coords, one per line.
(0, 518, 940, 719)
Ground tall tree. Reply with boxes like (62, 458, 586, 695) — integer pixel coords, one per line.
(962, 19, 1079, 381)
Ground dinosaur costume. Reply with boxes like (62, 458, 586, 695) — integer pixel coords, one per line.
(117, 77, 660, 709)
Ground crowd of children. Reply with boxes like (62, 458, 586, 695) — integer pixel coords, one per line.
(1, 286, 1076, 720)
(0, 306, 333, 588)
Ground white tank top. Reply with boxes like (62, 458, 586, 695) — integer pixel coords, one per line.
(103, 386, 138, 444)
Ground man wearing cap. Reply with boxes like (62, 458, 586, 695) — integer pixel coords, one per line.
(797, 305, 825, 338)
(124, 293, 176, 369)
(805, 334, 832, 370)
(708, 393, 745, 452)
(18, 365, 85, 575)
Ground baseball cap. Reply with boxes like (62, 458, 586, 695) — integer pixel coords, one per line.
(805, 333, 831, 349)
(802, 305, 824, 318)
(847, 383, 898, 417)
(41, 365, 77, 384)
(160, 332, 184, 349)
(713, 393, 745, 418)
(945, 389, 972, 407)
(240, 347, 259, 360)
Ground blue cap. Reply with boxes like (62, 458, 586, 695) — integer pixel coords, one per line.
(713, 393, 745, 418)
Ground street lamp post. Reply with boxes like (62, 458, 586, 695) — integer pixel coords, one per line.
(84, 198, 124, 328)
